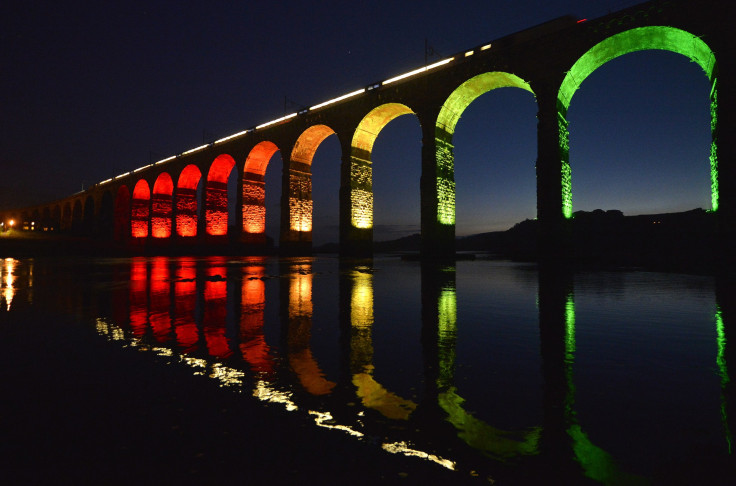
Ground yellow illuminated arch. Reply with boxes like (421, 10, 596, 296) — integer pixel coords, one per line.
(349, 103, 417, 230)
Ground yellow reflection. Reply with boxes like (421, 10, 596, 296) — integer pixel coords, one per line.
(382, 441, 456, 470)
(350, 268, 417, 420)
(288, 265, 335, 395)
(2, 258, 17, 311)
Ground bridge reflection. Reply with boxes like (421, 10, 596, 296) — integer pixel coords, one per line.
(2, 256, 733, 481)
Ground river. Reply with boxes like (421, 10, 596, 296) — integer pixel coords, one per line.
(1, 255, 733, 484)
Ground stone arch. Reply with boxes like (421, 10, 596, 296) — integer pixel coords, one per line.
(83, 195, 95, 235)
(176, 164, 202, 237)
(286, 125, 337, 237)
(71, 200, 83, 234)
(152, 172, 174, 238)
(206, 154, 236, 236)
(349, 103, 416, 233)
(41, 207, 51, 231)
(243, 141, 280, 238)
(131, 179, 151, 238)
(52, 205, 61, 231)
(99, 190, 114, 239)
(61, 202, 72, 232)
(114, 185, 131, 241)
(557, 26, 718, 218)
(435, 72, 535, 226)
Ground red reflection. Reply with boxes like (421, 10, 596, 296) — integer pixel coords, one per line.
(240, 265, 274, 376)
(149, 257, 171, 342)
(203, 258, 231, 359)
(173, 260, 198, 353)
(129, 258, 148, 337)
(288, 266, 335, 395)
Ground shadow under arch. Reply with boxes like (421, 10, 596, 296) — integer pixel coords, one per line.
(557, 26, 719, 219)
(243, 141, 280, 242)
(434, 72, 535, 227)
(347, 103, 417, 245)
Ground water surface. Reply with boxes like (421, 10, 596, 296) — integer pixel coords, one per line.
(1, 256, 733, 484)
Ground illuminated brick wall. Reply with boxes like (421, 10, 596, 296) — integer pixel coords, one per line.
(131, 198, 149, 238)
(206, 181, 228, 236)
(350, 156, 373, 229)
(176, 187, 198, 237)
(435, 137, 456, 225)
(242, 178, 266, 234)
(289, 171, 313, 232)
(151, 194, 172, 238)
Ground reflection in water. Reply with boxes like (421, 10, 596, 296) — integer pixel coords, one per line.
(347, 265, 417, 420)
(423, 264, 540, 461)
(5, 256, 732, 483)
(203, 257, 232, 359)
(149, 257, 171, 343)
(286, 262, 336, 396)
(240, 263, 274, 377)
(2, 258, 17, 311)
(173, 259, 198, 353)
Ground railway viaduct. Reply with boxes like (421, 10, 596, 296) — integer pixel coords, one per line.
(1, 0, 732, 258)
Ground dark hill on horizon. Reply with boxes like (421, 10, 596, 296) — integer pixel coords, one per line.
(316, 208, 718, 271)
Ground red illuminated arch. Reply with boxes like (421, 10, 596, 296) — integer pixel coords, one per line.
(131, 179, 151, 238)
(151, 172, 174, 238)
(243, 141, 280, 237)
(176, 165, 202, 237)
(206, 154, 236, 236)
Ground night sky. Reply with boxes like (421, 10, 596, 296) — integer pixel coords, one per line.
(1, 1, 713, 244)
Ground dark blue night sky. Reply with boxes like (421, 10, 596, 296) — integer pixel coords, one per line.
(1, 1, 712, 243)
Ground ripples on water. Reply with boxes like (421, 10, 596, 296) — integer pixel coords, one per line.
(1, 256, 733, 483)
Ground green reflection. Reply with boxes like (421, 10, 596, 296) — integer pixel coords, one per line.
(435, 280, 541, 460)
(716, 308, 733, 454)
(557, 26, 719, 217)
(562, 294, 645, 485)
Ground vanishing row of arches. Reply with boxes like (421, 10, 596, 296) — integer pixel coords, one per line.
(2, 26, 721, 255)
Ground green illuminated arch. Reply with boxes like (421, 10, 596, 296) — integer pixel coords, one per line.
(435, 72, 535, 225)
(558, 26, 719, 218)
(350, 103, 416, 230)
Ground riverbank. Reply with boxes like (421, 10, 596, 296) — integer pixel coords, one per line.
(1, 306, 468, 485)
